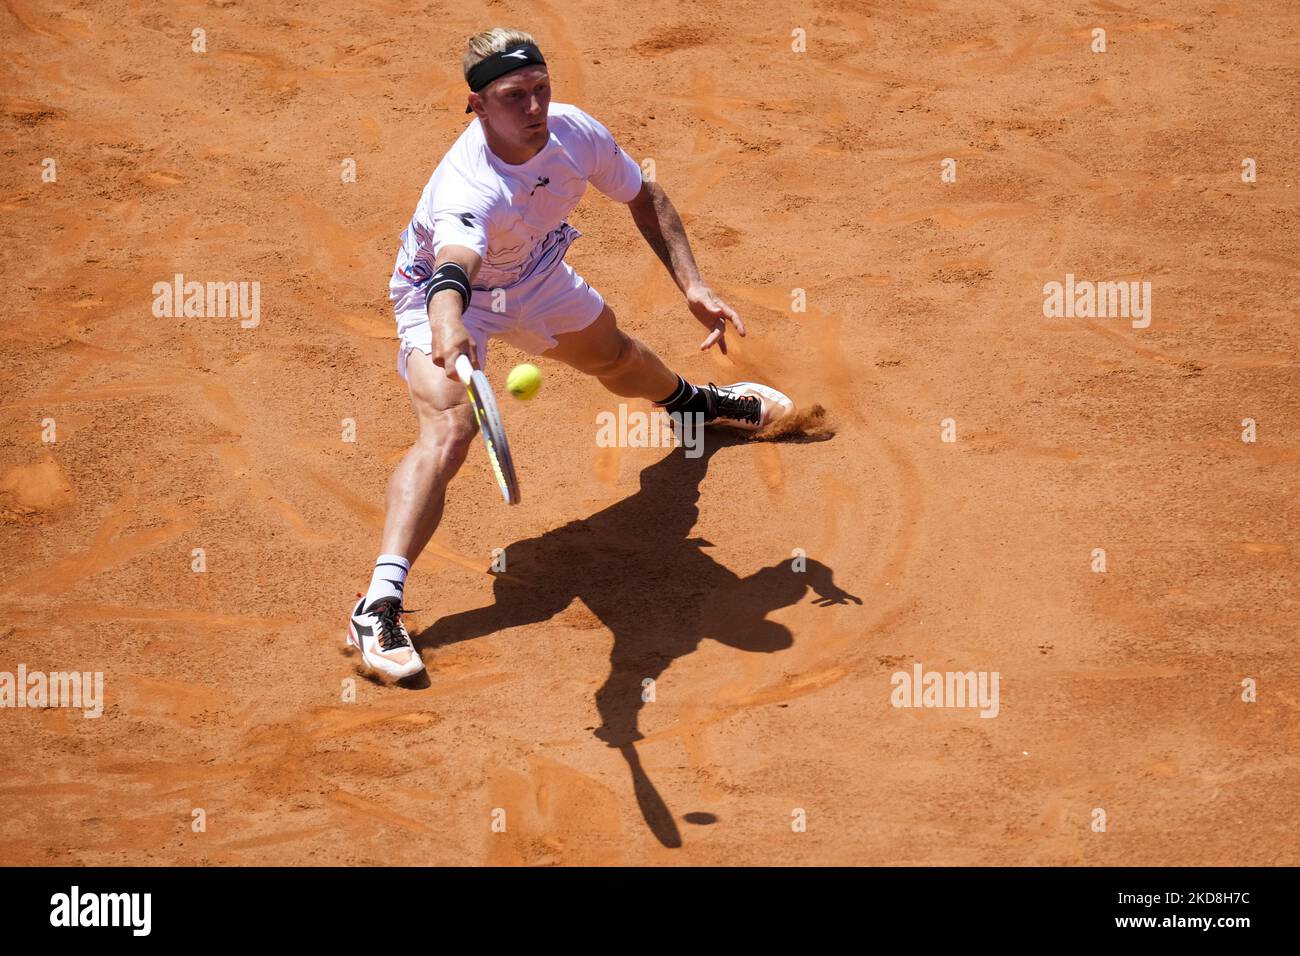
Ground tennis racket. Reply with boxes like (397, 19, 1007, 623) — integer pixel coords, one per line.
(455, 353, 521, 505)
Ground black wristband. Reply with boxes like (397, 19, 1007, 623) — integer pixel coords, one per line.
(425, 261, 472, 313)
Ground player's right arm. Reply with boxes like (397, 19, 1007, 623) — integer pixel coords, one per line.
(425, 244, 482, 380)
(422, 182, 493, 380)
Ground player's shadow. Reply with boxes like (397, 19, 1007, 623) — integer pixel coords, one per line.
(412, 434, 861, 848)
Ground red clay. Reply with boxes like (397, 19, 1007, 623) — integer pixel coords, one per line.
(1, 2, 1297, 865)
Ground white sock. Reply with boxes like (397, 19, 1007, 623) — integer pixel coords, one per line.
(364, 554, 410, 611)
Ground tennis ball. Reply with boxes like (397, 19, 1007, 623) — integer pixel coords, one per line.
(506, 363, 542, 400)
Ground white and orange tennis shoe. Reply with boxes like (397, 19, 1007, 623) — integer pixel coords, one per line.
(345, 596, 425, 681)
(701, 382, 794, 432)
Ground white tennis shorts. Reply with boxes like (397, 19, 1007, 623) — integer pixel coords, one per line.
(391, 229, 605, 382)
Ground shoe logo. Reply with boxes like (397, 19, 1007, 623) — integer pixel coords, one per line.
(353, 621, 373, 638)
(503, 49, 530, 60)
(529, 175, 550, 197)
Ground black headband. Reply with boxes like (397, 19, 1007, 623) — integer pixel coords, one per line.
(465, 43, 547, 113)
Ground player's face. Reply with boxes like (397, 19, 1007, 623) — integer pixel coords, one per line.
(486, 67, 551, 145)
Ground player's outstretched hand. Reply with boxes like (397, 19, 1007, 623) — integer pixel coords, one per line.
(686, 283, 746, 353)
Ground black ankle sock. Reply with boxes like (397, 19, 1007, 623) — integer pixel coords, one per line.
(654, 375, 688, 407)
(655, 376, 710, 418)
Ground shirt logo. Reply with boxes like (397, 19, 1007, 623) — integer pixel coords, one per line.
(529, 176, 550, 196)
(457, 212, 475, 226)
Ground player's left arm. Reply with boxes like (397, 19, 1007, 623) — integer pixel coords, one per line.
(625, 179, 746, 353)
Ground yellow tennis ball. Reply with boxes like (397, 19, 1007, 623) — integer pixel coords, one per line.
(507, 363, 542, 400)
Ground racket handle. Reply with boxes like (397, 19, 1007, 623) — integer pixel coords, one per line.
(454, 353, 474, 384)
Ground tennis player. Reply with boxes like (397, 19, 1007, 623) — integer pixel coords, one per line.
(347, 27, 795, 680)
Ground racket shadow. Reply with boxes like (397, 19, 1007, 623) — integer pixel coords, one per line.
(412, 433, 861, 848)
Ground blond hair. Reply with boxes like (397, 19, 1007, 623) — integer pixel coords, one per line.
(462, 28, 539, 83)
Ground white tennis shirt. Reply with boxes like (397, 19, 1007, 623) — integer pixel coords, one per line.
(390, 102, 643, 295)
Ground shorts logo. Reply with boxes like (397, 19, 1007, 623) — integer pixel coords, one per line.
(398, 256, 434, 288)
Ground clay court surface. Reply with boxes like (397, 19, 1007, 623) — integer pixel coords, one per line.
(2, 1, 1297, 865)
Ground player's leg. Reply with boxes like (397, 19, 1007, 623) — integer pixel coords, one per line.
(346, 346, 478, 681)
(541, 302, 676, 399)
(380, 348, 479, 562)
(542, 301, 794, 431)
